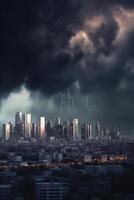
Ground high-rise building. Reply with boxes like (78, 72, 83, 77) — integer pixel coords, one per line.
(38, 117, 46, 139)
(56, 124, 64, 139)
(22, 114, 32, 139)
(73, 118, 79, 141)
(3, 122, 13, 141)
(54, 117, 64, 140)
(81, 124, 86, 140)
(22, 114, 25, 137)
(103, 128, 110, 140)
(15, 111, 22, 125)
(88, 124, 92, 138)
(105, 128, 110, 140)
(32, 123, 37, 138)
(68, 122, 74, 141)
(81, 124, 92, 140)
(110, 126, 120, 139)
(15, 111, 23, 137)
(46, 120, 52, 138)
(95, 121, 101, 139)
(55, 116, 61, 126)
(63, 121, 69, 140)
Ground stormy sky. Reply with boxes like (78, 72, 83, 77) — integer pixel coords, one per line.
(0, 0, 134, 134)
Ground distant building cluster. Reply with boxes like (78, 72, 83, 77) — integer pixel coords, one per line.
(2, 111, 120, 141)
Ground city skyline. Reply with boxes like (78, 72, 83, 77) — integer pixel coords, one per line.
(0, 87, 132, 136)
(2, 111, 120, 141)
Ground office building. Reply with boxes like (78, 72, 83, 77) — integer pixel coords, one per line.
(38, 117, 46, 139)
(46, 120, 52, 138)
(68, 122, 73, 141)
(15, 111, 23, 137)
(22, 114, 32, 139)
(81, 123, 92, 140)
(15, 111, 22, 125)
(73, 118, 79, 140)
(32, 123, 37, 138)
(55, 116, 61, 126)
(63, 121, 69, 140)
(95, 121, 101, 139)
(3, 122, 13, 141)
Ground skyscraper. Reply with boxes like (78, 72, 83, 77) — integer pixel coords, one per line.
(63, 121, 69, 140)
(15, 111, 22, 125)
(55, 116, 61, 126)
(22, 114, 32, 139)
(81, 124, 92, 140)
(3, 122, 13, 141)
(15, 111, 23, 137)
(88, 124, 92, 139)
(95, 121, 101, 139)
(73, 118, 79, 141)
(55, 124, 64, 140)
(39, 117, 46, 139)
(32, 123, 37, 138)
(46, 120, 52, 138)
(110, 126, 120, 139)
(68, 122, 74, 141)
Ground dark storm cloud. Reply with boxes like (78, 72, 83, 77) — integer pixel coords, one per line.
(0, 0, 134, 95)
(0, 0, 85, 95)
